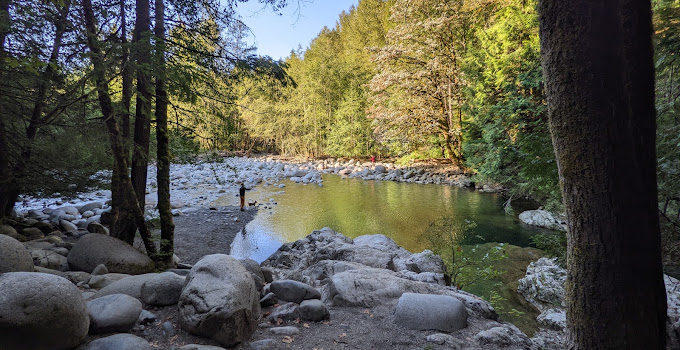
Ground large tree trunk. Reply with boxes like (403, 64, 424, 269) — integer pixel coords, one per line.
(111, 0, 137, 240)
(0, 0, 13, 218)
(82, 0, 157, 258)
(154, 0, 174, 267)
(130, 0, 152, 211)
(538, 0, 666, 348)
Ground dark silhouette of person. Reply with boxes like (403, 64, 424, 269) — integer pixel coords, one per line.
(239, 183, 247, 211)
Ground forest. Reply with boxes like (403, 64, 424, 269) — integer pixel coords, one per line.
(0, 0, 679, 348)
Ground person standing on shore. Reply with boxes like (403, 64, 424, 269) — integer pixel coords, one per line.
(239, 183, 247, 211)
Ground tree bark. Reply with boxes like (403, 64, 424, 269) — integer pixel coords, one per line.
(154, 0, 174, 267)
(538, 0, 666, 348)
(82, 0, 157, 257)
(111, 0, 137, 240)
(131, 0, 152, 211)
(0, 0, 13, 217)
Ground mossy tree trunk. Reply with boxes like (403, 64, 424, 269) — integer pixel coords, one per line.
(82, 0, 157, 258)
(538, 0, 666, 348)
(155, 0, 174, 267)
(130, 0, 152, 217)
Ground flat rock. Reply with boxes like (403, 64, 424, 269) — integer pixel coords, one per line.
(179, 345, 227, 350)
(87, 294, 143, 333)
(67, 233, 154, 274)
(89, 273, 131, 289)
(141, 271, 185, 306)
(270, 279, 321, 303)
(0, 272, 89, 350)
(394, 293, 468, 332)
(0, 234, 34, 273)
(269, 326, 299, 335)
(249, 339, 277, 350)
(83, 333, 152, 350)
(93, 273, 157, 300)
(518, 210, 567, 231)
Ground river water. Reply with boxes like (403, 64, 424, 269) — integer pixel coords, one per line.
(212, 174, 543, 263)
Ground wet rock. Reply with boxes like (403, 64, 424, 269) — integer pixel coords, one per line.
(83, 333, 152, 350)
(0, 234, 34, 273)
(140, 271, 185, 306)
(0, 272, 89, 350)
(394, 293, 467, 332)
(179, 254, 260, 347)
(87, 294, 143, 334)
(67, 233, 154, 274)
(299, 299, 330, 322)
(270, 279, 321, 303)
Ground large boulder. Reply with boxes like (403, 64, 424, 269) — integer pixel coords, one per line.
(394, 293, 467, 332)
(0, 272, 89, 350)
(179, 254, 260, 347)
(518, 210, 567, 231)
(517, 257, 567, 311)
(87, 294, 143, 333)
(0, 234, 34, 273)
(83, 334, 152, 350)
(140, 271, 185, 306)
(67, 233, 154, 274)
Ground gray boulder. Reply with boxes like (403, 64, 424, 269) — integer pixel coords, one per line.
(87, 294, 143, 333)
(92, 263, 109, 275)
(395, 249, 445, 274)
(268, 302, 300, 322)
(88, 273, 131, 289)
(269, 326, 299, 335)
(517, 257, 567, 311)
(299, 299, 330, 322)
(0, 224, 23, 241)
(141, 271, 185, 306)
(30, 248, 69, 271)
(21, 227, 44, 240)
(83, 334, 152, 350)
(394, 293, 467, 332)
(239, 258, 265, 291)
(270, 279, 321, 303)
(518, 210, 567, 231)
(0, 234, 34, 273)
(374, 165, 387, 173)
(179, 254, 260, 347)
(93, 273, 157, 299)
(473, 324, 536, 349)
(67, 233, 154, 274)
(249, 339, 277, 350)
(60, 219, 78, 233)
(87, 222, 109, 235)
(79, 202, 103, 214)
(0, 272, 89, 350)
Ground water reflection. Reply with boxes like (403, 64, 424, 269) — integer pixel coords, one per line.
(213, 175, 541, 262)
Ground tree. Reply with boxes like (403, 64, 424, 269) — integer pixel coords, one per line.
(155, 0, 174, 266)
(538, 0, 666, 348)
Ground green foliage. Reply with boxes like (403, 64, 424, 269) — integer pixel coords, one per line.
(168, 129, 201, 164)
(530, 232, 567, 266)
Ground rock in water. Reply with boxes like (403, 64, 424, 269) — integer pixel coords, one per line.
(0, 272, 89, 350)
(0, 234, 34, 273)
(394, 293, 468, 332)
(269, 279, 321, 303)
(83, 333, 152, 350)
(179, 254, 260, 347)
(140, 271, 185, 306)
(518, 210, 567, 231)
(87, 294, 143, 334)
(67, 233, 154, 274)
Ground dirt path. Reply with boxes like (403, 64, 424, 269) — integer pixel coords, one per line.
(171, 206, 257, 265)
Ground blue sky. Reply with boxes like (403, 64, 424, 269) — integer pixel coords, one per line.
(235, 0, 358, 60)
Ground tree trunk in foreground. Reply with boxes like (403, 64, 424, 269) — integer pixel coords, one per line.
(110, 0, 137, 240)
(131, 0, 152, 211)
(155, 0, 174, 267)
(538, 0, 666, 348)
(0, 0, 14, 218)
(82, 0, 157, 258)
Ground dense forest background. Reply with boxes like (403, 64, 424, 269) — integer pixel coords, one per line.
(1, 0, 679, 260)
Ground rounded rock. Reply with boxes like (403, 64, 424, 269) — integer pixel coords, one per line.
(83, 333, 152, 350)
(87, 294, 143, 334)
(0, 234, 34, 273)
(0, 272, 89, 350)
(141, 271, 185, 306)
(67, 233, 154, 274)
(270, 279, 321, 303)
(299, 299, 330, 322)
(394, 293, 468, 332)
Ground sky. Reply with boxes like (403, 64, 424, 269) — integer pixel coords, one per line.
(235, 0, 358, 60)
